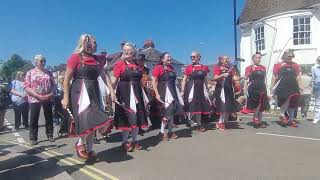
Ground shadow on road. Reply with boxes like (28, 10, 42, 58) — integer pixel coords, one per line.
(0, 149, 72, 180)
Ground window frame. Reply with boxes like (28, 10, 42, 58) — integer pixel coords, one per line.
(292, 16, 312, 45)
(254, 25, 265, 52)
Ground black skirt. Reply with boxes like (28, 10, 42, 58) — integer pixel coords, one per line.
(184, 79, 211, 114)
(113, 80, 148, 130)
(214, 77, 241, 113)
(70, 79, 112, 136)
(247, 81, 270, 111)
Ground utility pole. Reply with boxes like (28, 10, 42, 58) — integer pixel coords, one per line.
(233, 0, 237, 61)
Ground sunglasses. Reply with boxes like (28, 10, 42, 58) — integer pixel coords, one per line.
(39, 60, 46, 63)
(191, 56, 201, 59)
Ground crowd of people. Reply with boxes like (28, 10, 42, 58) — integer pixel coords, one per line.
(1, 34, 320, 164)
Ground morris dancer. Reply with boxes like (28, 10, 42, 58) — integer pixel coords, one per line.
(181, 51, 211, 132)
(112, 43, 149, 152)
(152, 52, 184, 140)
(62, 34, 116, 163)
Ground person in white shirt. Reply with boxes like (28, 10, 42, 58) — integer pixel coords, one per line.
(11, 71, 29, 131)
(311, 56, 320, 124)
(294, 68, 312, 118)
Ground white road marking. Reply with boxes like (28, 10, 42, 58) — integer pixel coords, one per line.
(17, 138, 26, 143)
(256, 132, 320, 141)
(13, 132, 20, 137)
(0, 159, 48, 173)
(4, 118, 27, 144)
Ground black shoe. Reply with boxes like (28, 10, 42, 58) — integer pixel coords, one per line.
(48, 136, 55, 142)
(24, 126, 30, 130)
(30, 140, 38, 145)
(138, 129, 145, 136)
(186, 122, 191, 128)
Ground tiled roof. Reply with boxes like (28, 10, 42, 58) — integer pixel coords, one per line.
(139, 48, 184, 65)
(238, 0, 320, 24)
(105, 48, 184, 71)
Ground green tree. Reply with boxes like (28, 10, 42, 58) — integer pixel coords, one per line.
(0, 54, 34, 82)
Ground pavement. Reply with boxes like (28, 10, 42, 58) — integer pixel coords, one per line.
(1, 109, 320, 180)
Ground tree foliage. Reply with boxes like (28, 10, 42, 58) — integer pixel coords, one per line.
(0, 54, 34, 82)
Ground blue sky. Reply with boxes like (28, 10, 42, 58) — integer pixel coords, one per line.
(0, 0, 245, 66)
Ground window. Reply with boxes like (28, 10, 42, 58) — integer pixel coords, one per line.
(254, 26, 265, 51)
(293, 17, 311, 45)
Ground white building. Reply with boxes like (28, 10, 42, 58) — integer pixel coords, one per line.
(238, 0, 320, 89)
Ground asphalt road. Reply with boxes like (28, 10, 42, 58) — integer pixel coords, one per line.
(1, 109, 320, 180)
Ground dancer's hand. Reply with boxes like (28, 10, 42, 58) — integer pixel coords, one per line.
(61, 97, 69, 109)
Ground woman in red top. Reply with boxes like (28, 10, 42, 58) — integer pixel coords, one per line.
(213, 56, 244, 130)
(112, 43, 149, 152)
(243, 52, 270, 128)
(271, 49, 303, 127)
(152, 52, 184, 141)
(181, 51, 211, 132)
(62, 34, 116, 163)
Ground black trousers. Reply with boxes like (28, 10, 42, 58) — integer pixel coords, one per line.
(29, 102, 53, 141)
(13, 102, 29, 128)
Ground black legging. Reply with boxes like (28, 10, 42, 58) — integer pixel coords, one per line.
(29, 101, 53, 141)
(13, 102, 29, 128)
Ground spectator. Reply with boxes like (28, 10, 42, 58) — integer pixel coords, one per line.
(311, 56, 320, 124)
(53, 72, 69, 136)
(11, 71, 29, 131)
(0, 80, 11, 131)
(25, 54, 55, 145)
(294, 68, 312, 118)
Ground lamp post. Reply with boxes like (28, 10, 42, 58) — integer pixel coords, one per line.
(233, 0, 237, 62)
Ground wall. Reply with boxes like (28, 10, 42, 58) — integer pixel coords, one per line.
(239, 7, 320, 90)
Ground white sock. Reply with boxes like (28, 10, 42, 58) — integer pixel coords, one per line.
(86, 132, 94, 152)
(258, 112, 263, 121)
(167, 116, 174, 133)
(219, 113, 224, 123)
(160, 122, 166, 133)
(122, 131, 130, 144)
(280, 99, 290, 116)
(131, 128, 139, 142)
(195, 114, 201, 125)
(224, 112, 230, 123)
(254, 104, 261, 118)
(288, 108, 295, 122)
